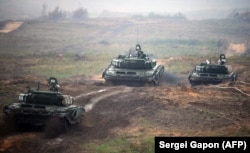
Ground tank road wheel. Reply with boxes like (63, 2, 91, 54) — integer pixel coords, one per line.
(232, 73, 238, 82)
(153, 79, 159, 86)
(44, 117, 68, 138)
(188, 75, 197, 86)
(2, 114, 18, 134)
(189, 80, 198, 87)
(155, 67, 164, 86)
(153, 73, 160, 86)
(105, 80, 114, 86)
(189, 80, 197, 87)
(144, 81, 154, 86)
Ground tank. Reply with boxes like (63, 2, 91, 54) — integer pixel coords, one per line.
(102, 44, 165, 85)
(188, 54, 237, 86)
(3, 78, 85, 130)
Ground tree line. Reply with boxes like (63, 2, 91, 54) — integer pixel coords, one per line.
(41, 3, 88, 20)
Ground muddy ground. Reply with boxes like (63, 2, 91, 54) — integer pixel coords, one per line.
(0, 57, 249, 153)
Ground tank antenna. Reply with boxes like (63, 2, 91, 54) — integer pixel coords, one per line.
(37, 82, 40, 91)
(137, 24, 138, 44)
(50, 52, 56, 77)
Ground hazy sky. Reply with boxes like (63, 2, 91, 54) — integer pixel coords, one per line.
(0, 0, 250, 20)
(58, 0, 250, 13)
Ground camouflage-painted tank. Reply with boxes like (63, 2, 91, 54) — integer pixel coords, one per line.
(3, 79, 85, 129)
(102, 44, 164, 85)
(188, 54, 237, 86)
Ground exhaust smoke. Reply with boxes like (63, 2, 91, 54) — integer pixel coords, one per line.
(161, 72, 186, 85)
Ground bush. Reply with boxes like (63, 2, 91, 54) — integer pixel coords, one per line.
(72, 8, 88, 20)
(48, 6, 66, 20)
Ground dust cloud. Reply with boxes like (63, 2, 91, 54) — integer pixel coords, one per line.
(161, 72, 187, 85)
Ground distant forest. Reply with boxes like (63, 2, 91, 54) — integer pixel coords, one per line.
(0, 0, 249, 21)
(227, 10, 250, 22)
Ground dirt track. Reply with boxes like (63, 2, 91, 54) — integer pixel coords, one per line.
(0, 22, 23, 33)
(0, 57, 250, 153)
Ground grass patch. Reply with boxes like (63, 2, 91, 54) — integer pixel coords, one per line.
(227, 56, 250, 65)
(145, 39, 218, 57)
(164, 54, 249, 74)
(1, 19, 249, 57)
(25, 53, 247, 78)
(0, 85, 18, 105)
(164, 56, 203, 74)
(234, 126, 250, 136)
(167, 60, 194, 74)
(84, 137, 154, 153)
(26, 54, 113, 78)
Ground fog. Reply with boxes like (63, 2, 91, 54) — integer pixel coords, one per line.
(0, 0, 249, 20)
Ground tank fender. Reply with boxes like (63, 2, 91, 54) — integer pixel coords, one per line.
(151, 65, 163, 79)
(152, 65, 164, 85)
(102, 64, 111, 78)
(102, 68, 107, 78)
(155, 65, 164, 75)
(66, 108, 85, 124)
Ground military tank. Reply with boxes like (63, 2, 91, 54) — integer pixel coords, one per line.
(188, 54, 237, 86)
(102, 44, 165, 85)
(3, 78, 85, 131)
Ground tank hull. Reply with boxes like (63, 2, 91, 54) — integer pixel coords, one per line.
(3, 91, 85, 126)
(102, 64, 164, 85)
(188, 67, 237, 85)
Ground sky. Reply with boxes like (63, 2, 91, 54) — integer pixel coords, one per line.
(75, 0, 250, 14)
(0, 0, 250, 20)
(40, 0, 250, 19)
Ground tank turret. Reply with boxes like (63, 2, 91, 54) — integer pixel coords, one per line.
(188, 54, 237, 86)
(48, 77, 60, 92)
(102, 44, 164, 85)
(3, 78, 85, 132)
(218, 54, 226, 65)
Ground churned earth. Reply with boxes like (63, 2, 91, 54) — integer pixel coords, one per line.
(0, 56, 249, 153)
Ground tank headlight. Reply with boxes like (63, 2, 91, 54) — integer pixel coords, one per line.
(18, 93, 27, 102)
(192, 72, 199, 77)
(146, 72, 153, 76)
(8, 103, 21, 109)
(229, 72, 234, 76)
(217, 75, 223, 78)
(106, 70, 115, 75)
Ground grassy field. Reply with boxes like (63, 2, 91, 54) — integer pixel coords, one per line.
(0, 18, 249, 78)
(83, 136, 154, 153)
(26, 54, 113, 79)
(0, 18, 250, 153)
